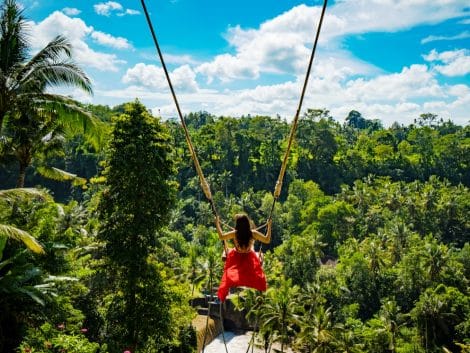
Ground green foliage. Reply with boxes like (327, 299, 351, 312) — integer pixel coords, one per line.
(259, 277, 300, 353)
(411, 285, 470, 351)
(18, 322, 106, 353)
(275, 233, 322, 286)
(91, 100, 195, 352)
(0, 187, 101, 353)
(0, 0, 103, 191)
(0, 40, 468, 353)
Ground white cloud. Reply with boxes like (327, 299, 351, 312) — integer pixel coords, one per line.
(62, 7, 81, 16)
(192, 63, 446, 125)
(139, 51, 201, 66)
(94, 1, 122, 16)
(89, 1, 469, 126)
(195, 4, 376, 83)
(18, 0, 39, 10)
(104, 65, 470, 126)
(122, 63, 199, 93)
(94, 1, 140, 17)
(424, 49, 470, 76)
(124, 9, 140, 16)
(28, 11, 125, 72)
(446, 84, 470, 111)
(328, 0, 468, 35)
(163, 53, 200, 66)
(28, 11, 92, 49)
(195, 5, 324, 83)
(421, 31, 470, 44)
(91, 31, 132, 50)
(447, 84, 470, 97)
(344, 65, 444, 102)
(194, 1, 468, 84)
(196, 54, 260, 83)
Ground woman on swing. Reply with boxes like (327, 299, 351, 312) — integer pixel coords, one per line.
(215, 213, 272, 301)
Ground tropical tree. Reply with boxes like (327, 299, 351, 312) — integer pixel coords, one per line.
(186, 244, 206, 300)
(0, 188, 47, 254)
(296, 306, 339, 353)
(95, 101, 179, 351)
(275, 233, 324, 286)
(2, 106, 88, 187)
(0, 188, 47, 352)
(259, 278, 300, 353)
(363, 300, 408, 353)
(334, 328, 365, 353)
(411, 285, 469, 351)
(0, 0, 93, 133)
(422, 237, 449, 283)
(0, 0, 101, 187)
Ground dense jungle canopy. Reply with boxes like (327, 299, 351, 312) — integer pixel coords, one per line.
(0, 0, 469, 352)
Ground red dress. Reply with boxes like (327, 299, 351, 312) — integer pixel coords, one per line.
(217, 248, 267, 301)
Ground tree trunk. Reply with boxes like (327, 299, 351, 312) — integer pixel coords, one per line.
(0, 107, 6, 135)
(16, 161, 27, 188)
(127, 262, 138, 350)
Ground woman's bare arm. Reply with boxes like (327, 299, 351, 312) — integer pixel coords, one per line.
(252, 219, 272, 244)
(215, 216, 236, 241)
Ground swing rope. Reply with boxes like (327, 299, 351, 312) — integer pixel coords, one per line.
(257, 0, 328, 260)
(140, 0, 229, 254)
(266, 0, 328, 225)
(141, 0, 328, 237)
(140, 1, 328, 352)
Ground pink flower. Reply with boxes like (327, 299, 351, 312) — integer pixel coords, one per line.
(57, 323, 65, 330)
(80, 328, 88, 333)
(123, 351, 132, 353)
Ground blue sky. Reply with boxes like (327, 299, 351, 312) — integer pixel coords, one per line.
(21, 0, 470, 125)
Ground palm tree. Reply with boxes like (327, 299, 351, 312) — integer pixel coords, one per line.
(0, 0, 93, 133)
(0, 1, 101, 186)
(422, 239, 448, 283)
(363, 238, 386, 277)
(186, 244, 206, 301)
(259, 278, 300, 353)
(0, 188, 50, 352)
(334, 329, 364, 353)
(3, 101, 92, 187)
(386, 220, 411, 264)
(201, 245, 223, 297)
(0, 188, 47, 254)
(378, 300, 408, 353)
(296, 306, 339, 353)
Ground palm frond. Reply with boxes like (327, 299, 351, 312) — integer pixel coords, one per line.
(17, 35, 73, 79)
(17, 287, 45, 306)
(38, 132, 66, 157)
(0, 224, 45, 254)
(20, 60, 92, 95)
(0, 188, 50, 202)
(44, 275, 78, 282)
(0, 0, 29, 73)
(36, 166, 86, 186)
(34, 96, 105, 150)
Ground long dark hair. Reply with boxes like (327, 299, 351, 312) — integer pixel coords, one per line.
(235, 213, 252, 249)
